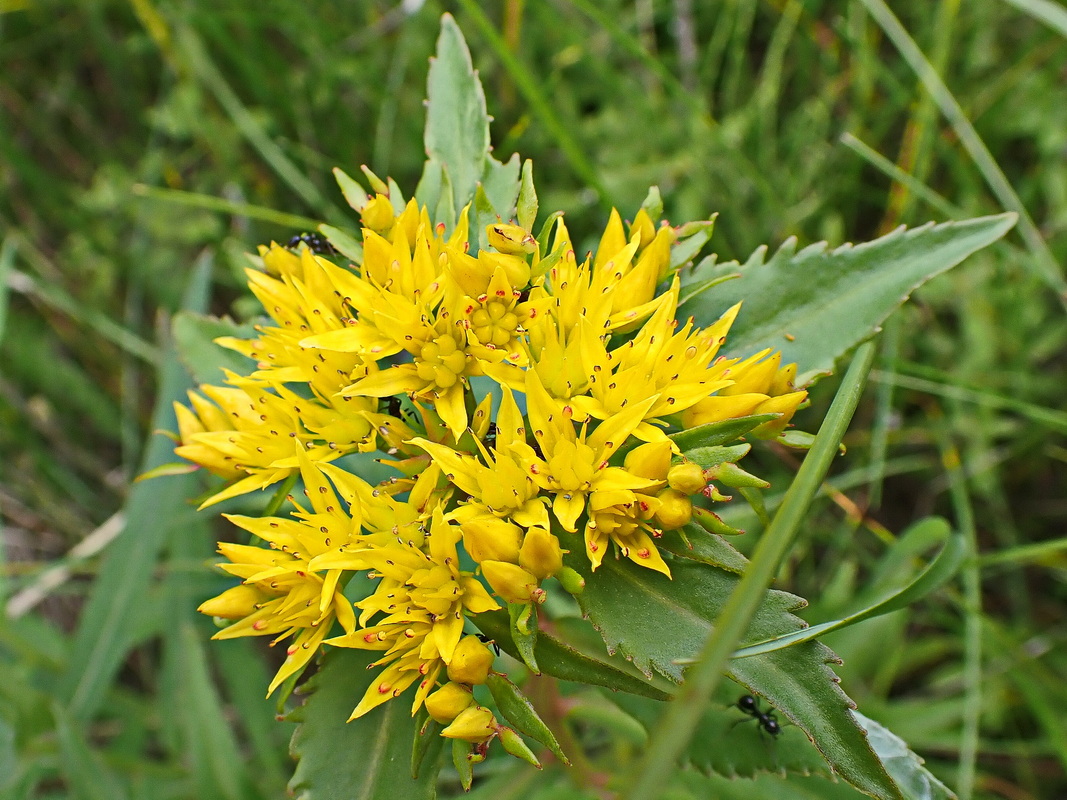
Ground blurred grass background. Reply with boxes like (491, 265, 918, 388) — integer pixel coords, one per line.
(1, 1, 1065, 798)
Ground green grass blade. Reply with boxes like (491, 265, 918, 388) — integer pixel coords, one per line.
(621, 341, 879, 800)
(61, 253, 213, 721)
(173, 26, 345, 224)
(857, 0, 1067, 306)
(935, 416, 982, 800)
(1000, 0, 1067, 38)
(455, 0, 608, 206)
(131, 183, 325, 231)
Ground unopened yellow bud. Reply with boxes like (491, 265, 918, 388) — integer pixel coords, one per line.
(425, 682, 475, 724)
(447, 636, 495, 685)
(260, 243, 302, 277)
(460, 517, 522, 564)
(653, 488, 692, 531)
(629, 208, 657, 250)
(624, 440, 672, 481)
(667, 462, 706, 495)
(481, 561, 541, 605)
(360, 193, 395, 232)
(197, 584, 264, 619)
(441, 705, 497, 743)
(518, 527, 563, 579)
(487, 223, 537, 255)
(751, 391, 807, 438)
(770, 362, 798, 396)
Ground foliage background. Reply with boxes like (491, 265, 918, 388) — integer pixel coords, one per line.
(1, 0, 1065, 798)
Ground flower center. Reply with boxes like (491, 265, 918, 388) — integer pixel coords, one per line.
(470, 300, 520, 348)
(416, 335, 468, 389)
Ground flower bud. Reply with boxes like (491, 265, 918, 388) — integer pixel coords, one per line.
(667, 462, 706, 495)
(487, 223, 537, 255)
(425, 682, 475, 724)
(705, 461, 770, 489)
(629, 208, 657, 250)
(498, 726, 542, 768)
(447, 636, 495, 685)
(750, 391, 808, 438)
(441, 704, 497, 743)
(481, 561, 541, 605)
(460, 516, 522, 564)
(360, 193, 395, 232)
(557, 566, 586, 595)
(653, 488, 692, 530)
(518, 527, 564, 579)
(197, 584, 264, 620)
(624, 440, 672, 481)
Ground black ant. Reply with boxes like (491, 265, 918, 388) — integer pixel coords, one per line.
(475, 633, 502, 656)
(736, 694, 781, 737)
(286, 232, 337, 255)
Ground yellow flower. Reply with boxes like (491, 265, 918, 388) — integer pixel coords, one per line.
(325, 510, 499, 720)
(175, 378, 348, 508)
(200, 484, 362, 694)
(681, 350, 807, 437)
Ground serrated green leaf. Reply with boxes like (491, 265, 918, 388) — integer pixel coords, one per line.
(680, 213, 1016, 384)
(482, 152, 521, 220)
(415, 158, 444, 221)
(854, 712, 957, 800)
(425, 14, 491, 219)
(472, 610, 669, 700)
(657, 523, 749, 574)
(579, 558, 901, 800)
(610, 688, 831, 783)
(288, 648, 438, 800)
(173, 312, 258, 385)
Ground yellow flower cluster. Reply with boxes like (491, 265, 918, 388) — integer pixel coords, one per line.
(177, 194, 806, 735)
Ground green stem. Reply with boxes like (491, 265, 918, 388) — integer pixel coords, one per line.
(622, 341, 876, 800)
(934, 412, 982, 800)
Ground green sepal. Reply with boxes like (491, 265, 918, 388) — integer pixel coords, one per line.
(508, 602, 539, 673)
(777, 429, 817, 449)
(738, 486, 771, 527)
(691, 506, 745, 536)
(640, 185, 663, 220)
(681, 443, 750, 470)
(411, 708, 444, 780)
(534, 211, 565, 260)
(451, 739, 474, 792)
(318, 223, 363, 264)
(668, 414, 780, 451)
(516, 159, 538, 231)
(332, 166, 369, 211)
(556, 566, 586, 595)
(359, 164, 390, 198)
(708, 461, 771, 489)
(486, 673, 569, 765)
(670, 216, 716, 269)
(497, 726, 542, 769)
